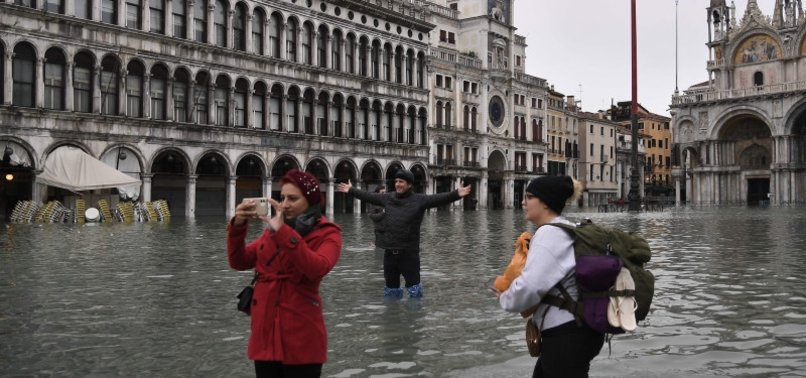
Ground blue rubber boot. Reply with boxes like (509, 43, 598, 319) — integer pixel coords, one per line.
(407, 283, 423, 298)
(384, 287, 404, 298)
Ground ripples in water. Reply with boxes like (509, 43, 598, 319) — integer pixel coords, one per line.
(2, 208, 806, 377)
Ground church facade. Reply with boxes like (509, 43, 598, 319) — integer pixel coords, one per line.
(671, 0, 806, 206)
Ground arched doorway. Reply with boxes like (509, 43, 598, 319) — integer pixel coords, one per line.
(334, 159, 357, 214)
(488, 150, 507, 209)
(195, 152, 229, 217)
(235, 154, 265, 203)
(718, 115, 771, 205)
(151, 149, 189, 216)
(0, 140, 34, 219)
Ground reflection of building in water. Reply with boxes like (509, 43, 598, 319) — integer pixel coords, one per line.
(671, 0, 806, 206)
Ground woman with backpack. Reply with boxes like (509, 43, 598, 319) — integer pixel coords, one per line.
(498, 175, 605, 378)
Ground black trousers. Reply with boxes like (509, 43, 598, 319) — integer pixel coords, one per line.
(383, 249, 420, 288)
(254, 361, 322, 378)
(532, 320, 605, 378)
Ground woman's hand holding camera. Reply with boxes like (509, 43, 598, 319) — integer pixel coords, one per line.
(233, 198, 270, 227)
(265, 198, 284, 232)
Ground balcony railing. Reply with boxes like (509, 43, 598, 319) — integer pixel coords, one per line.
(672, 80, 806, 105)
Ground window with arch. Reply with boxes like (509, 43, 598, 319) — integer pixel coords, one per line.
(194, 73, 210, 124)
(252, 82, 266, 129)
(44, 48, 66, 110)
(252, 9, 264, 55)
(150, 0, 165, 33)
(394, 47, 402, 83)
(193, 0, 207, 42)
(101, 0, 117, 23)
(382, 45, 391, 81)
(46, 0, 64, 13)
(445, 102, 452, 128)
(358, 38, 368, 76)
(286, 87, 300, 132)
(151, 65, 168, 120)
(125, 0, 141, 29)
(15, 0, 36, 7)
(371, 42, 380, 79)
(173, 0, 186, 38)
(471, 107, 477, 132)
(214, 0, 227, 47)
(269, 13, 281, 58)
(100, 57, 120, 115)
(0, 45, 5, 104)
(234, 79, 248, 127)
(233, 3, 246, 51)
(126, 61, 144, 118)
(286, 18, 298, 62)
(302, 23, 313, 65)
(317, 26, 328, 68)
(173, 69, 190, 122)
(753, 71, 764, 86)
(332, 30, 342, 71)
(416, 53, 424, 87)
(345, 35, 355, 74)
(435, 101, 443, 127)
(12, 44, 36, 108)
(74, 0, 91, 19)
(405, 51, 413, 86)
(215, 76, 230, 126)
(463, 105, 469, 130)
(269, 84, 283, 131)
(73, 52, 93, 113)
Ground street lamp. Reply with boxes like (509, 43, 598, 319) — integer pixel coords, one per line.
(627, 0, 642, 211)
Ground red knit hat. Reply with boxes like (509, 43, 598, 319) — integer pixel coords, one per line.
(279, 169, 322, 206)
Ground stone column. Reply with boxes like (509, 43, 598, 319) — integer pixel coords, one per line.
(143, 0, 151, 31)
(325, 35, 332, 69)
(280, 94, 288, 132)
(3, 51, 12, 105)
(326, 177, 335, 217)
(186, 174, 197, 218)
(65, 0, 75, 17)
(246, 88, 255, 128)
(263, 176, 272, 198)
(188, 0, 195, 39)
(296, 26, 303, 63)
(353, 182, 362, 213)
(454, 176, 461, 209)
(188, 80, 196, 123)
(227, 9, 235, 48)
(118, 70, 127, 116)
(207, 84, 215, 125)
(351, 39, 358, 74)
(142, 173, 153, 202)
(93, 0, 101, 21)
(245, 13, 253, 53)
(312, 31, 320, 66)
(165, 0, 174, 35)
(65, 61, 74, 111)
(93, 65, 102, 113)
(117, 0, 125, 25)
(166, 77, 175, 121)
(228, 86, 236, 127)
(206, 3, 215, 45)
(277, 21, 286, 60)
(227, 175, 237, 219)
(480, 174, 488, 209)
(143, 73, 152, 119)
(35, 58, 44, 108)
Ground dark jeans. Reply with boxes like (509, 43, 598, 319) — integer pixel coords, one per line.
(383, 249, 420, 288)
(532, 320, 605, 378)
(254, 361, 322, 378)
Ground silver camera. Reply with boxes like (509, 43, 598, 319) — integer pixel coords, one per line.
(244, 197, 268, 216)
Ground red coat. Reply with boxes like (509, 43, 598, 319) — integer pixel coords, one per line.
(227, 217, 342, 364)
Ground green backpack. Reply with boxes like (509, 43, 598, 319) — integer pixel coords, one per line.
(545, 219, 655, 333)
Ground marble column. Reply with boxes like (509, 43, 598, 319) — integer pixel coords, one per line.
(65, 61, 75, 112)
(227, 175, 237, 219)
(3, 52, 12, 105)
(326, 178, 335, 217)
(186, 174, 198, 218)
(35, 58, 44, 108)
(142, 173, 153, 202)
(353, 182, 362, 213)
(93, 65, 102, 113)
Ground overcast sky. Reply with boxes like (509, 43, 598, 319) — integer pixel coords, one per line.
(513, 0, 777, 116)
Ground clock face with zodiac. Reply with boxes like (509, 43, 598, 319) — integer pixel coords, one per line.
(489, 95, 505, 127)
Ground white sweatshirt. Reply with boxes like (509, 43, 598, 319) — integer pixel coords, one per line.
(499, 216, 578, 331)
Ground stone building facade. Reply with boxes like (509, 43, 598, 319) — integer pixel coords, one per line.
(426, 0, 549, 210)
(671, 0, 806, 206)
(0, 0, 555, 219)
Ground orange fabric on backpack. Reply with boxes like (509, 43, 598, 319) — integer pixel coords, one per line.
(494, 231, 532, 292)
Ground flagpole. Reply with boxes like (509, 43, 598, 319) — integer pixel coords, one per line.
(628, 0, 642, 211)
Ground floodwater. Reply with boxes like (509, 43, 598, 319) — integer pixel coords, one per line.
(2, 208, 806, 377)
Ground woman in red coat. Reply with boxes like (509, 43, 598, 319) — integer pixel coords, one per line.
(227, 169, 342, 378)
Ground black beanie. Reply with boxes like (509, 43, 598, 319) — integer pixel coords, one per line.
(526, 176, 574, 214)
(395, 169, 415, 184)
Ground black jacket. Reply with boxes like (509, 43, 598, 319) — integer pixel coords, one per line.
(348, 187, 461, 250)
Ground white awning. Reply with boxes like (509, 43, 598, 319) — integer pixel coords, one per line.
(37, 146, 141, 192)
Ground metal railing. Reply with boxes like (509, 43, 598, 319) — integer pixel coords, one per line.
(672, 80, 806, 105)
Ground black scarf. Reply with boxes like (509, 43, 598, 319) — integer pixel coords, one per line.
(284, 206, 322, 236)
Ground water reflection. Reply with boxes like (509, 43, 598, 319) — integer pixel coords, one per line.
(2, 208, 806, 377)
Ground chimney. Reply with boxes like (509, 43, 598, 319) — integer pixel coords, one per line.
(566, 95, 576, 111)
